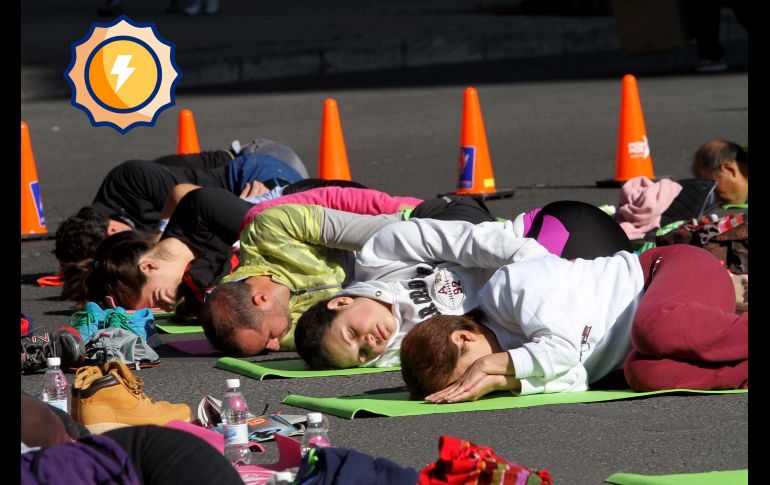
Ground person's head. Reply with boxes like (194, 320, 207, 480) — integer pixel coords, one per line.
(295, 296, 396, 370)
(86, 231, 195, 310)
(691, 140, 748, 205)
(54, 206, 134, 265)
(84, 230, 155, 309)
(400, 313, 493, 400)
(199, 279, 291, 356)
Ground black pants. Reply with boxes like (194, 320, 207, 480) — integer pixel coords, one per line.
(91, 151, 233, 228)
(105, 425, 243, 485)
(525, 200, 632, 260)
(411, 195, 496, 224)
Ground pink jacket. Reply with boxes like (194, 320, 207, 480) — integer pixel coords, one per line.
(240, 186, 423, 231)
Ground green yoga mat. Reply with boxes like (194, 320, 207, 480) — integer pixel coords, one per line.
(282, 389, 747, 419)
(215, 357, 400, 380)
(155, 323, 204, 334)
(606, 469, 747, 485)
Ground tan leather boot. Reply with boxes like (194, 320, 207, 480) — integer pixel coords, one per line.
(73, 360, 191, 426)
(71, 365, 104, 424)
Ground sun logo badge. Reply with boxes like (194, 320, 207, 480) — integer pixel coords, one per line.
(65, 16, 182, 134)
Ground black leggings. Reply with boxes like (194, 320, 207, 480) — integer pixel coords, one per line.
(411, 195, 496, 224)
(105, 425, 243, 485)
(525, 200, 631, 260)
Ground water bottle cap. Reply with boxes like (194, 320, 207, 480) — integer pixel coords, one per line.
(307, 412, 323, 424)
(226, 378, 241, 388)
(47, 357, 61, 367)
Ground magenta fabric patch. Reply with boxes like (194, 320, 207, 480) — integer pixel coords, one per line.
(521, 208, 541, 235)
(533, 214, 570, 256)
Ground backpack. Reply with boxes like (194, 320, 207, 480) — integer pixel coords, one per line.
(84, 328, 161, 368)
(656, 213, 748, 274)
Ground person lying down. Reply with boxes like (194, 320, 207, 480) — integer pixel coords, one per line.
(400, 244, 748, 403)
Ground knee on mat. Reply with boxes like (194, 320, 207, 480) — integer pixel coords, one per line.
(630, 306, 676, 356)
(623, 351, 671, 392)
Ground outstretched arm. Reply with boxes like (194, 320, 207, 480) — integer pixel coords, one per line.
(355, 218, 550, 281)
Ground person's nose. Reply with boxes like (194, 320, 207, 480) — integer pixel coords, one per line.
(265, 338, 281, 351)
(362, 333, 376, 348)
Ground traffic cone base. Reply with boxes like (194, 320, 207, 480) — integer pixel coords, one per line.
(21, 121, 48, 239)
(445, 87, 514, 200)
(177, 109, 201, 155)
(318, 98, 351, 181)
(596, 74, 655, 188)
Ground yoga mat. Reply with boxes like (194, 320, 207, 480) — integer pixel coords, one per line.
(165, 339, 221, 356)
(605, 469, 747, 485)
(216, 357, 400, 380)
(281, 389, 747, 419)
(156, 323, 204, 334)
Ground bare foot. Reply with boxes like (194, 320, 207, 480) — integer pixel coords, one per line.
(731, 273, 748, 313)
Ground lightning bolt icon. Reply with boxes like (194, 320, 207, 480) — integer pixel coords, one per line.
(110, 55, 135, 93)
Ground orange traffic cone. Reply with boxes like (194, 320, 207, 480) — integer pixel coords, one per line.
(177, 108, 201, 155)
(318, 98, 352, 181)
(443, 87, 514, 200)
(21, 121, 48, 239)
(596, 74, 655, 187)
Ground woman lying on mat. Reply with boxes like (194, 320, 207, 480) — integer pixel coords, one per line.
(400, 244, 748, 403)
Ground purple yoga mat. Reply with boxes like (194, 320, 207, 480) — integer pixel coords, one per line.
(166, 339, 222, 356)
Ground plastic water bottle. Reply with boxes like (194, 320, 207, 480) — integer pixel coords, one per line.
(221, 378, 252, 466)
(41, 357, 69, 413)
(300, 412, 332, 457)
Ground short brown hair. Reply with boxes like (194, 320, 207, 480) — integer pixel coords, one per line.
(200, 281, 263, 356)
(400, 313, 484, 400)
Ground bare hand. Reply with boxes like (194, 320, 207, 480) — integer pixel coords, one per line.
(732, 273, 748, 313)
(425, 358, 510, 403)
(151, 287, 178, 312)
(239, 181, 269, 199)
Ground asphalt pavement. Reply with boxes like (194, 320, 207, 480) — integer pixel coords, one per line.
(20, 67, 748, 483)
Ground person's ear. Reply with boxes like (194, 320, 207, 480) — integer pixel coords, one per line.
(327, 296, 354, 310)
(106, 219, 132, 235)
(720, 161, 740, 178)
(450, 330, 477, 348)
(251, 291, 269, 308)
(138, 259, 156, 275)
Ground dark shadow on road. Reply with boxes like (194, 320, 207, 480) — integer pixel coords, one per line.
(21, 273, 57, 285)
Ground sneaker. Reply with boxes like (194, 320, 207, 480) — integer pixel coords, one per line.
(70, 302, 158, 345)
(694, 58, 727, 73)
(72, 360, 192, 426)
(21, 327, 86, 375)
(69, 301, 107, 342)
